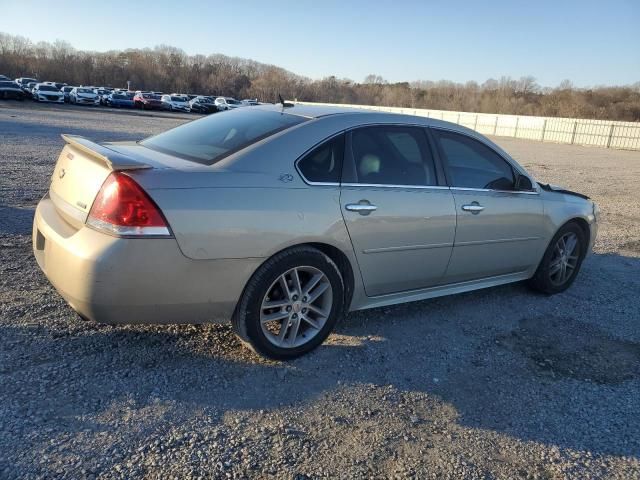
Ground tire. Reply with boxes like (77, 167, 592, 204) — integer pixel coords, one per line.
(528, 221, 587, 294)
(232, 246, 344, 360)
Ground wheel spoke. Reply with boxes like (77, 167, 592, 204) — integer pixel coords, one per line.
(301, 314, 321, 330)
(261, 310, 289, 324)
(277, 320, 290, 344)
(262, 298, 290, 309)
(307, 282, 329, 304)
(302, 273, 323, 296)
(292, 268, 302, 297)
(307, 304, 329, 319)
(549, 261, 562, 276)
(564, 234, 578, 255)
(288, 317, 301, 344)
(278, 275, 292, 300)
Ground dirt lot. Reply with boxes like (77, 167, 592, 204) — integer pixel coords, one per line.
(1, 102, 639, 479)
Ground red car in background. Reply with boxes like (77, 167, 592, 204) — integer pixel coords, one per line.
(133, 92, 163, 110)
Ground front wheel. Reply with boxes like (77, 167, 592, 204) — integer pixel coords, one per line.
(528, 222, 587, 294)
(232, 247, 344, 360)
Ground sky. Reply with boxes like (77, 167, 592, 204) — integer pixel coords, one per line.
(1, 0, 638, 87)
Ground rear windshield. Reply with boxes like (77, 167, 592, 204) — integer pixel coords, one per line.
(141, 108, 307, 165)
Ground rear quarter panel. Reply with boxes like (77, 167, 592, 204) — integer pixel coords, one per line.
(149, 185, 354, 261)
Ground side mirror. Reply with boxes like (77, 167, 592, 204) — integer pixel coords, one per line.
(515, 174, 533, 191)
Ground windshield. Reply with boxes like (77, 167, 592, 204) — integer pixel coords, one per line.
(171, 96, 187, 102)
(0, 81, 17, 88)
(112, 94, 127, 99)
(78, 88, 94, 94)
(226, 98, 241, 105)
(141, 108, 307, 165)
(62, 87, 73, 92)
(198, 96, 214, 103)
(38, 85, 58, 92)
(143, 94, 161, 100)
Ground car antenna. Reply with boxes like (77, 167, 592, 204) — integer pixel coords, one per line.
(278, 93, 293, 108)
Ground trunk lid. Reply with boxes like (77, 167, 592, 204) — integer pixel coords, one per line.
(49, 135, 152, 229)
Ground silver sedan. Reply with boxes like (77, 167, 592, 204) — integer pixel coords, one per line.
(32, 104, 598, 359)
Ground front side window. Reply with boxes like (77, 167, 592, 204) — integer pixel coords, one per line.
(433, 129, 515, 190)
(349, 126, 437, 186)
(141, 108, 307, 165)
(297, 135, 345, 184)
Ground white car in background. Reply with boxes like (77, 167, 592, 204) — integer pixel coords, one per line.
(214, 96, 243, 110)
(70, 87, 100, 106)
(31, 83, 64, 103)
(161, 94, 191, 112)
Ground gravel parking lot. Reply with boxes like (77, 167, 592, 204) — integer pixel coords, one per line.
(1, 102, 639, 479)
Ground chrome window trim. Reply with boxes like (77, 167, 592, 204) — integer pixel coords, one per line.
(342, 183, 449, 190)
(450, 186, 539, 195)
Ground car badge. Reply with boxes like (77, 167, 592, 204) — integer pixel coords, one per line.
(279, 173, 294, 183)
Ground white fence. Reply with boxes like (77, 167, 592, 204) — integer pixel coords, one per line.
(294, 102, 640, 151)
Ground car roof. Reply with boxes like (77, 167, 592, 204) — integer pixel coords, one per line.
(252, 103, 387, 119)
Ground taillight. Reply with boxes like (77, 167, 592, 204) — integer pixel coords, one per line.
(87, 172, 171, 237)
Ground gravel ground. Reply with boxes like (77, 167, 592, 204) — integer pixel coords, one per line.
(1, 102, 639, 479)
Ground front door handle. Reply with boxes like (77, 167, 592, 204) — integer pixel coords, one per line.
(461, 203, 484, 214)
(345, 201, 377, 215)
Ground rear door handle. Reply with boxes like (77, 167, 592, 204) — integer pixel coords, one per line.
(461, 203, 484, 214)
(345, 202, 377, 215)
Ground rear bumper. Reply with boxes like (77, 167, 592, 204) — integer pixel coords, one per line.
(33, 196, 262, 324)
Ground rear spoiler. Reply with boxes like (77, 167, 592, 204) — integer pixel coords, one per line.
(61, 134, 152, 171)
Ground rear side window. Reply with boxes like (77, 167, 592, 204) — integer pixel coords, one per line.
(141, 109, 308, 165)
(349, 126, 437, 186)
(433, 129, 515, 190)
(297, 135, 345, 184)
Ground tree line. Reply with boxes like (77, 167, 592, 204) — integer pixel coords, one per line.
(1, 32, 639, 121)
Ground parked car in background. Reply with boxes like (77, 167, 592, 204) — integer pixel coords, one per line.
(0, 74, 12, 81)
(241, 98, 260, 106)
(26, 82, 38, 95)
(133, 92, 163, 110)
(60, 86, 74, 102)
(0, 80, 25, 100)
(32, 83, 65, 103)
(161, 94, 191, 112)
(214, 96, 243, 110)
(94, 88, 113, 105)
(15, 77, 38, 92)
(70, 87, 100, 105)
(106, 91, 135, 108)
(189, 96, 218, 114)
(43, 81, 67, 90)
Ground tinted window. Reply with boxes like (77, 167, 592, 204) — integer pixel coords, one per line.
(141, 108, 307, 165)
(38, 85, 58, 92)
(350, 126, 437, 186)
(298, 135, 345, 184)
(434, 130, 515, 190)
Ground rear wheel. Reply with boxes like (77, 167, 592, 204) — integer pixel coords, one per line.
(232, 247, 344, 360)
(528, 222, 586, 294)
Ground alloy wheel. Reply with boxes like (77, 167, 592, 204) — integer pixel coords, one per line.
(260, 266, 333, 348)
(548, 232, 580, 286)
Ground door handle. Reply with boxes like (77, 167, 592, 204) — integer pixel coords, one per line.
(461, 203, 484, 214)
(345, 202, 377, 215)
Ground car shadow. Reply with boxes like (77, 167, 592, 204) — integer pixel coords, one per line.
(1, 252, 639, 474)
